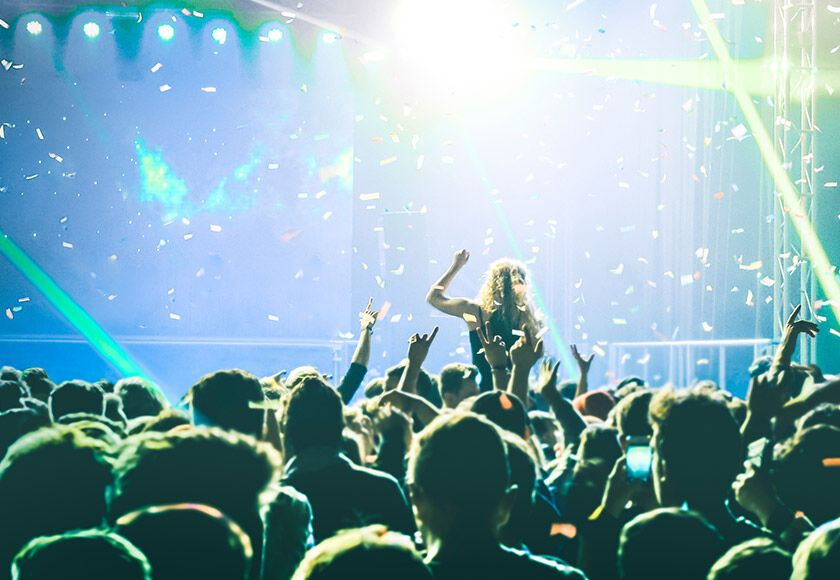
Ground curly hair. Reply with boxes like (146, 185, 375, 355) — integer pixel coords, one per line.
(475, 259, 541, 335)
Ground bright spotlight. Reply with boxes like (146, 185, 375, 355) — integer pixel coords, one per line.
(83, 21, 100, 39)
(267, 28, 283, 42)
(26, 20, 43, 35)
(394, 0, 522, 98)
(322, 31, 339, 44)
(211, 27, 227, 44)
(157, 24, 175, 41)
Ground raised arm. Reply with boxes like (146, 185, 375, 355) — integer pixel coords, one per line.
(337, 298, 378, 404)
(537, 358, 587, 449)
(571, 344, 595, 399)
(426, 249, 482, 329)
(475, 321, 511, 391)
(397, 326, 439, 395)
(508, 325, 544, 406)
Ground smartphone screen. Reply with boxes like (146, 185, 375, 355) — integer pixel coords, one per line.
(626, 442, 653, 483)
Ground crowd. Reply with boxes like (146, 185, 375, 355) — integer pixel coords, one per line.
(1, 250, 839, 579)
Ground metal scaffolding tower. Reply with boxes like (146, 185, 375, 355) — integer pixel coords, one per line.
(773, 0, 818, 364)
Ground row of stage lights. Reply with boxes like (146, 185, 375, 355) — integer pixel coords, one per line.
(21, 17, 341, 45)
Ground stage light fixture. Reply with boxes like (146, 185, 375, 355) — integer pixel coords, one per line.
(322, 31, 339, 44)
(26, 20, 42, 35)
(83, 21, 100, 39)
(267, 28, 282, 42)
(211, 27, 227, 44)
(157, 23, 174, 41)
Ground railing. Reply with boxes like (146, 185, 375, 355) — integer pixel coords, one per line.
(607, 338, 773, 390)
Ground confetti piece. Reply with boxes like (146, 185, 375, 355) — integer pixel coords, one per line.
(201, 87, 216, 93)
(209, 224, 222, 232)
(390, 314, 402, 323)
(62, 241, 73, 248)
(702, 322, 713, 332)
(416, 155, 424, 170)
(740, 260, 762, 271)
(294, 269, 303, 279)
(760, 276, 775, 287)
(499, 393, 513, 410)
(169, 313, 181, 320)
(830, 328, 840, 338)
(48, 153, 64, 162)
(637, 353, 651, 364)
(390, 264, 404, 275)
(159, 84, 172, 92)
(4, 308, 12, 320)
(511, 329, 525, 337)
(610, 264, 624, 275)
(359, 192, 380, 201)
(825, 182, 838, 188)
(536, 327, 549, 339)
(151, 63, 162, 72)
(0, 19, 9, 29)
(36, 128, 44, 140)
(441, 156, 455, 164)
(280, 228, 301, 242)
(696, 359, 709, 365)
(18, 297, 30, 303)
(377, 302, 391, 319)
(183, 233, 193, 240)
(731, 124, 748, 141)
(592, 345, 606, 357)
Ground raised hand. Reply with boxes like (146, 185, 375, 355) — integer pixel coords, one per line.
(452, 249, 470, 269)
(570, 344, 595, 375)
(475, 321, 509, 369)
(359, 297, 379, 331)
(536, 357, 561, 400)
(784, 304, 818, 338)
(407, 326, 440, 367)
(509, 325, 544, 371)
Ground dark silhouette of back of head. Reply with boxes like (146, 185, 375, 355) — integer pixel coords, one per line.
(292, 526, 432, 580)
(116, 503, 252, 580)
(468, 391, 529, 439)
(619, 507, 725, 580)
(708, 537, 792, 580)
(21, 369, 55, 404)
(189, 370, 264, 437)
(282, 376, 344, 456)
(49, 380, 104, 421)
(11, 530, 151, 580)
(0, 425, 113, 574)
(115, 377, 168, 419)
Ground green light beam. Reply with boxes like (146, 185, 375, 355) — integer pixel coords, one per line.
(525, 57, 839, 101)
(0, 228, 154, 383)
(690, 0, 840, 328)
(460, 136, 577, 378)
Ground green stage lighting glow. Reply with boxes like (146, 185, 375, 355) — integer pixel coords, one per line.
(157, 23, 174, 41)
(211, 27, 227, 44)
(83, 21, 100, 39)
(690, 0, 840, 328)
(0, 228, 154, 383)
(25, 20, 42, 35)
(135, 138, 190, 221)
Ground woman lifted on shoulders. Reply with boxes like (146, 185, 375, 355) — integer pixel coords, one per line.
(426, 249, 543, 392)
